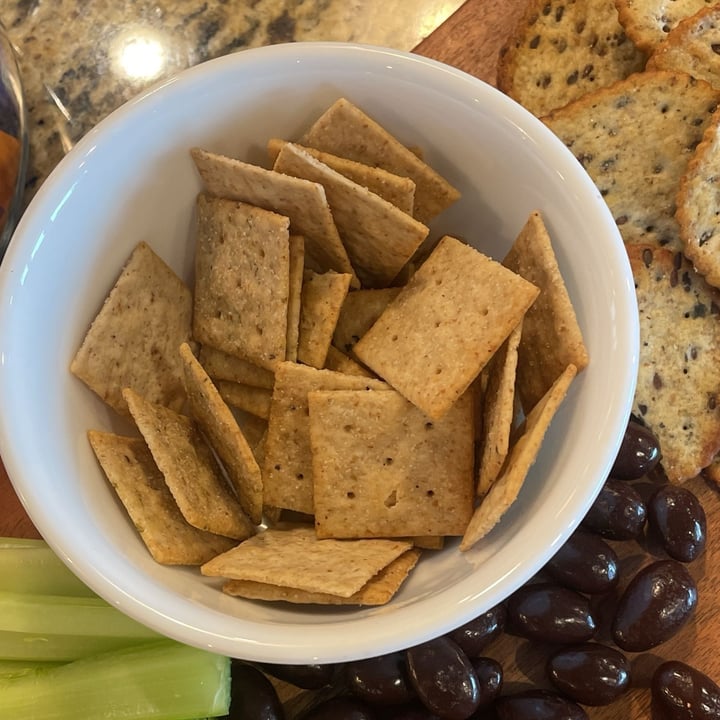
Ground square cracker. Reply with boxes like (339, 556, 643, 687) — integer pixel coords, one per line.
(299, 97, 460, 224)
(222, 548, 421, 605)
(179, 342, 263, 524)
(88, 431, 236, 565)
(353, 236, 539, 420)
(297, 269, 352, 369)
(273, 143, 429, 288)
(286, 235, 305, 362)
(123, 387, 255, 540)
(191, 147, 355, 281)
(262, 362, 388, 515)
(70, 241, 192, 416)
(198, 345, 274, 390)
(193, 193, 290, 371)
(460, 363, 577, 551)
(503, 211, 589, 412)
(324, 345, 374, 377)
(309, 388, 475, 539)
(215, 380, 272, 420)
(200, 525, 412, 597)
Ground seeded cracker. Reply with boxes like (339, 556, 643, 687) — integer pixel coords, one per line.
(123, 387, 254, 540)
(299, 98, 460, 224)
(286, 235, 305, 362)
(460, 364, 577, 551)
(273, 143, 429, 288)
(70, 241, 192, 416)
(308, 389, 475, 539)
(497, 0, 647, 118)
(542, 70, 720, 252)
(628, 245, 720, 482)
(215, 381, 272, 420)
(324, 345, 374, 377)
(179, 343, 263, 525)
(200, 525, 412, 598)
(198, 345, 274, 390)
(88, 431, 236, 564)
(354, 236, 539, 421)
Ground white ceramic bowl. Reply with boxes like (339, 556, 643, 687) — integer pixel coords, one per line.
(0, 42, 638, 664)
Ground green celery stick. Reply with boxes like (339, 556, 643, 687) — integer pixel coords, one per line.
(0, 660, 64, 679)
(0, 640, 231, 720)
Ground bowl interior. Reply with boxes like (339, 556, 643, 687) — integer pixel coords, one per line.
(0, 43, 638, 663)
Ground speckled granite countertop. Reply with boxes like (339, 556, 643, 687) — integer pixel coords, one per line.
(2, 0, 463, 201)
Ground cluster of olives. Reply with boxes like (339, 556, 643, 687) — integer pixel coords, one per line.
(221, 418, 719, 719)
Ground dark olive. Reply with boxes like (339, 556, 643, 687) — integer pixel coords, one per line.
(612, 559, 697, 652)
(546, 642, 630, 706)
(301, 695, 376, 720)
(651, 661, 720, 719)
(581, 478, 646, 540)
(259, 662, 339, 689)
(543, 529, 619, 594)
(383, 702, 442, 719)
(610, 418, 661, 480)
(470, 657, 503, 708)
(346, 652, 415, 706)
(225, 660, 285, 720)
(495, 689, 588, 720)
(648, 485, 707, 562)
(447, 604, 507, 658)
(405, 636, 480, 720)
(506, 583, 597, 644)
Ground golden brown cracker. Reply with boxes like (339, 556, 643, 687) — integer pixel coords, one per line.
(323, 345, 374, 377)
(215, 380, 272, 420)
(286, 235, 305, 362)
(197, 345, 275, 390)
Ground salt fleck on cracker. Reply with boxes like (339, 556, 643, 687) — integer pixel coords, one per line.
(503, 211, 589, 411)
(88, 431, 236, 565)
(497, 0, 646, 118)
(193, 193, 290, 371)
(198, 345, 274, 390)
(300, 98, 460, 224)
(191, 147, 355, 280)
(262, 362, 388, 515)
(273, 142, 429, 288)
(179, 342, 263, 525)
(215, 380, 272, 420)
(297, 269, 352, 369)
(628, 244, 720, 482)
(543, 70, 720, 252)
(308, 389, 475, 539)
(354, 236, 539, 421)
(123, 387, 255, 540)
(324, 345, 373, 377)
(460, 363, 577, 551)
(200, 525, 412, 598)
(71, 241, 192, 416)
(286, 235, 305, 362)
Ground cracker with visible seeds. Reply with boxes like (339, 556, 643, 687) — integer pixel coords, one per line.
(628, 244, 720, 482)
(503, 211, 589, 411)
(222, 548, 421, 605)
(273, 143, 429, 288)
(300, 98, 460, 224)
(286, 235, 305, 362)
(193, 194, 290, 371)
(179, 343, 263, 524)
(215, 380, 272, 420)
(309, 389, 475, 539)
(460, 363, 577, 551)
(200, 525, 412, 597)
(353, 236, 539, 421)
(262, 362, 388, 515)
(88, 431, 236, 564)
(297, 270, 352, 369)
(198, 345, 275, 389)
(497, 0, 647, 118)
(324, 345, 373, 377)
(123, 387, 255, 540)
(542, 70, 720, 252)
(70, 241, 192, 415)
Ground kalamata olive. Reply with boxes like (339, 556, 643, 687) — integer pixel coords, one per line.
(546, 642, 630, 706)
(581, 478, 646, 540)
(405, 636, 480, 720)
(495, 690, 588, 720)
(447, 604, 507, 658)
(543, 529, 619, 594)
(648, 485, 707, 562)
(225, 660, 285, 720)
(259, 662, 339, 689)
(346, 652, 415, 706)
(301, 695, 376, 720)
(384, 702, 442, 719)
(470, 657, 503, 708)
(610, 418, 661, 480)
(651, 661, 720, 719)
(506, 583, 597, 644)
(612, 559, 697, 652)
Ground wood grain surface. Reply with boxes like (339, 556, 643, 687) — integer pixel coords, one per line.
(2, 1, 718, 716)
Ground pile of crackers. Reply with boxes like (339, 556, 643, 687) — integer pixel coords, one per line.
(71, 98, 586, 606)
(499, 0, 720, 484)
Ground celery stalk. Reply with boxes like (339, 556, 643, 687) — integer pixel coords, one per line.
(0, 660, 64, 679)
(0, 640, 231, 720)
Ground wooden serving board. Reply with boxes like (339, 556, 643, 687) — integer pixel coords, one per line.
(2, 2, 719, 717)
